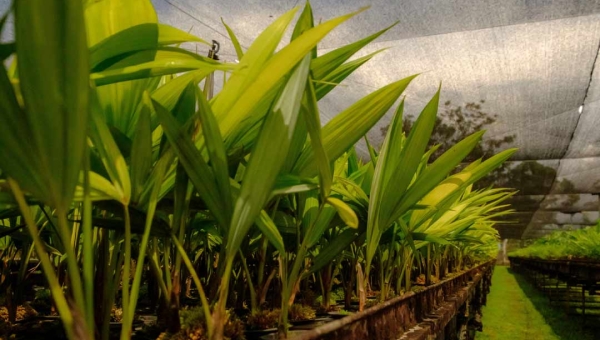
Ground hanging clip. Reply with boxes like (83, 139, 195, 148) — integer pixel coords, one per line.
(208, 40, 220, 60)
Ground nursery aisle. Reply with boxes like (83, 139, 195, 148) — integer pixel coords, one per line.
(477, 266, 594, 340)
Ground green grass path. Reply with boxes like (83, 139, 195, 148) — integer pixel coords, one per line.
(477, 266, 596, 340)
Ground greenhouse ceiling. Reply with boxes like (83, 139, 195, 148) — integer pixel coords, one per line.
(3, 0, 599, 240)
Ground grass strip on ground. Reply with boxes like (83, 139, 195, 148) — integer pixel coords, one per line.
(478, 266, 597, 340)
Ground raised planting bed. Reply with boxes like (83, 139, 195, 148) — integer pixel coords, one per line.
(287, 261, 494, 340)
(509, 257, 600, 322)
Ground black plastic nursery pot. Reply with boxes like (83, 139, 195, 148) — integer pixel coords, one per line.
(285, 261, 494, 340)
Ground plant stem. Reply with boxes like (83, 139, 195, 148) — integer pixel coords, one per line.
(280, 203, 325, 336)
(56, 209, 87, 319)
(82, 146, 95, 333)
(377, 249, 384, 302)
(173, 181, 193, 304)
(426, 244, 431, 286)
(172, 235, 213, 337)
(129, 222, 160, 316)
(239, 250, 257, 311)
(164, 238, 173, 292)
(148, 241, 170, 303)
(102, 232, 124, 340)
(120, 205, 132, 340)
(8, 179, 76, 340)
(212, 257, 234, 340)
(257, 236, 267, 298)
(126, 163, 167, 335)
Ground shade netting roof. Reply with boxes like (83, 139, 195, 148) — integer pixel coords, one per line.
(4, 0, 600, 240)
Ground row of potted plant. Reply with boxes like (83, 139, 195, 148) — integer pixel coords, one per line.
(510, 223, 600, 261)
(0, 1, 515, 339)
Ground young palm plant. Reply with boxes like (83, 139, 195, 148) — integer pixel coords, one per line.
(0, 1, 518, 340)
(0, 0, 228, 339)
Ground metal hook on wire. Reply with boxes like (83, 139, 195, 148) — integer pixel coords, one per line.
(204, 40, 221, 100)
(208, 40, 220, 60)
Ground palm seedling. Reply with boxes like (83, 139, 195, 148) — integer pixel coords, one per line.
(0, 1, 518, 340)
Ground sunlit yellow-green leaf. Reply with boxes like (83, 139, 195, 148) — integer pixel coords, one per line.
(327, 197, 359, 229)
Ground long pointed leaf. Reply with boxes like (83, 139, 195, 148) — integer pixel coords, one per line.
(195, 88, 232, 216)
(295, 75, 417, 177)
(302, 77, 332, 198)
(256, 211, 285, 254)
(227, 54, 311, 255)
(221, 18, 244, 60)
(311, 21, 396, 80)
(154, 100, 230, 229)
(326, 197, 358, 229)
(215, 9, 365, 143)
(16, 0, 89, 209)
(130, 106, 152, 202)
